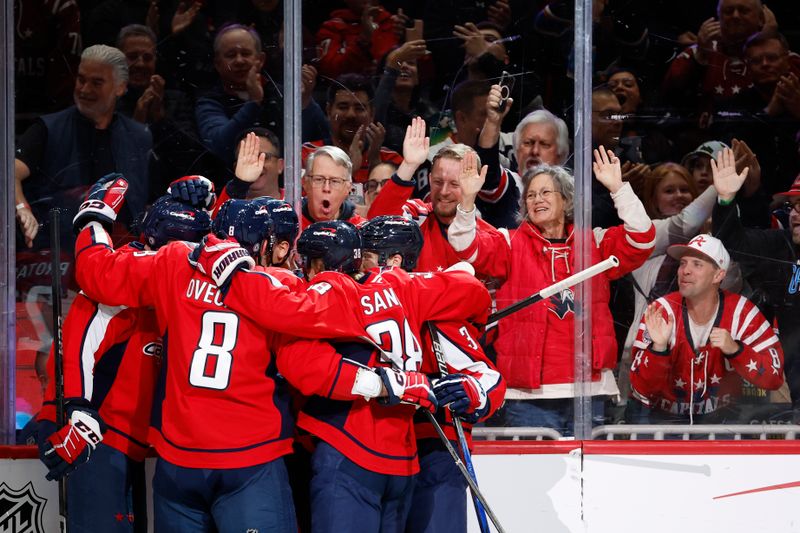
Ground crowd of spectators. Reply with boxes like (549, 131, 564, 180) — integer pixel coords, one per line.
(11, 0, 800, 435)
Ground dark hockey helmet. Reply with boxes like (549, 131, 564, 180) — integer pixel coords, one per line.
(261, 197, 299, 247)
(359, 215, 423, 271)
(140, 195, 212, 249)
(297, 220, 362, 274)
(212, 198, 275, 257)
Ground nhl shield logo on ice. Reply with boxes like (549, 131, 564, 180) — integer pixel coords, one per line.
(0, 481, 46, 533)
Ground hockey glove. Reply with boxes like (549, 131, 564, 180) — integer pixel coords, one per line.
(39, 406, 106, 481)
(189, 234, 254, 292)
(377, 367, 437, 413)
(168, 175, 217, 210)
(433, 373, 488, 424)
(72, 173, 129, 233)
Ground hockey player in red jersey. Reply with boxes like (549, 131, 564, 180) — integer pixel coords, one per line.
(37, 191, 211, 532)
(191, 218, 492, 532)
(71, 181, 437, 532)
(361, 215, 506, 533)
(630, 234, 785, 424)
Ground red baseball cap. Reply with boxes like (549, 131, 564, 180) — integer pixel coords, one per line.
(774, 173, 800, 202)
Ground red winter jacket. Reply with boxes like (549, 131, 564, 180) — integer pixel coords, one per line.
(449, 183, 655, 391)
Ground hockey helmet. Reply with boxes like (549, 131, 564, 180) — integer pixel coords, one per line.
(212, 198, 275, 258)
(140, 195, 212, 249)
(359, 215, 423, 271)
(297, 220, 362, 274)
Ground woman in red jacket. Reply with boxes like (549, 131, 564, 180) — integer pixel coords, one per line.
(448, 147, 656, 435)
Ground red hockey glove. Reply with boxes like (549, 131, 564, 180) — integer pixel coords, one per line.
(377, 367, 438, 413)
(433, 373, 488, 424)
(189, 234, 255, 291)
(168, 175, 217, 210)
(72, 173, 129, 233)
(39, 407, 106, 481)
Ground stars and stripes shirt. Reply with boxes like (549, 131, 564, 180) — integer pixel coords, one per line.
(630, 290, 785, 416)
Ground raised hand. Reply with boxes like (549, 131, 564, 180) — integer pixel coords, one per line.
(390, 7, 409, 41)
(385, 39, 428, 69)
(171, 1, 202, 35)
(348, 124, 366, 171)
(365, 121, 387, 168)
(245, 64, 264, 102)
(487, 0, 512, 30)
(235, 132, 266, 183)
(402, 116, 429, 166)
(695, 17, 721, 65)
(453, 22, 488, 61)
(644, 302, 673, 352)
(168, 175, 216, 209)
(72, 173, 129, 233)
(457, 149, 488, 211)
(486, 83, 512, 125)
(301, 64, 318, 109)
(711, 146, 748, 202)
(592, 146, 623, 193)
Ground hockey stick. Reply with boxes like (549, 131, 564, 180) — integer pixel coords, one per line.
(422, 411, 505, 533)
(487, 255, 620, 324)
(358, 334, 506, 532)
(426, 322, 490, 533)
(49, 209, 68, 533)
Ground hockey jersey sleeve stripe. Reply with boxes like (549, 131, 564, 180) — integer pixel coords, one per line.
(79, 303, 126, 401)
(738, 304, 761, 340)
(625, 233, 656, 250)
(731, 295, 747, 338)
(752, 335, 781, 353)
(741, 319, 770, 345)
(476, 168, 510, 203)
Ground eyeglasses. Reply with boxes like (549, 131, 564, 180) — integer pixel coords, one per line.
(307, 175, 349, 189)
(783, 201, 800, 214)
(366, 179, 388, 193)
(260, 152, 280, 162)
(526, 189, 557, 201)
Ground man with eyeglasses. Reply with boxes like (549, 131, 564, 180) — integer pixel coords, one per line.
(713, 149, 800, 413)
(301, 145, 367, 231)
(725, 29, 800, 198)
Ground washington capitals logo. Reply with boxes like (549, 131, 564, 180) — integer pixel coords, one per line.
(547, 289, 574, 319)
(0, 482, 46, 532)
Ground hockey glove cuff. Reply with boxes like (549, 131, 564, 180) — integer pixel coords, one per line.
(190, 234, 255, 292)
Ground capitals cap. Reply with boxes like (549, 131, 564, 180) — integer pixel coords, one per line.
(667, 234, 730, 271)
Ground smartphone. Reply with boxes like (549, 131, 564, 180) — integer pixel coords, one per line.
(405, 19, 424, 42)
(497, 70, 515, 112)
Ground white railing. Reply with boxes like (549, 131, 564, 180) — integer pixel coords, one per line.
(472, 425, 800, 441)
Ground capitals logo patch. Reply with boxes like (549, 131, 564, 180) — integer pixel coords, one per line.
(0, 482, 46, 533)
(547, 289, 574, 319)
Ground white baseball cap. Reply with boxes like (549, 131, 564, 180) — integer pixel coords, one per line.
(667, 234, 730, 270)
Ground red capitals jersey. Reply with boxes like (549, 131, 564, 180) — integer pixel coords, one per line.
(38, 285, 160, 462)
(222, 267, 492, 475)
(301, 140, 403, 184)
(414, 321, 506, 449)
(630, 290, 784, 416)
(74, 223, 373, 469)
